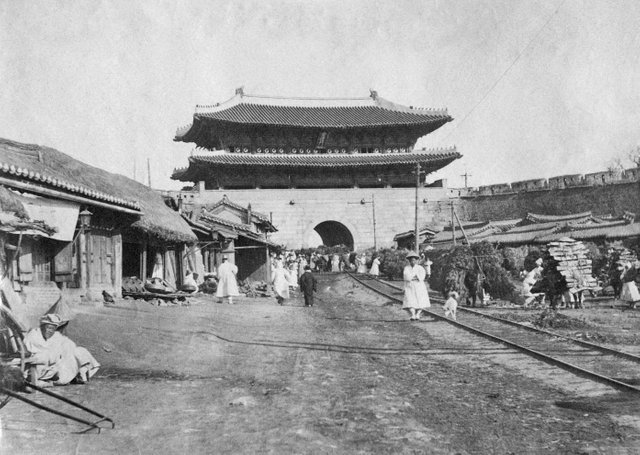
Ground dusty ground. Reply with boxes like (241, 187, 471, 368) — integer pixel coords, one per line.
(2, 274, 640, 454)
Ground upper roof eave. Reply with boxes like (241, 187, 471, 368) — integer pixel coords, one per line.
(175, 91, 452, 140)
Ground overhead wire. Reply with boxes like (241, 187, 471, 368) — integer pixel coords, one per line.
(440, 0, 567, 144)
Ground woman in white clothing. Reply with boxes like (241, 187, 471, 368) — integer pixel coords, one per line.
(369, 256, 381, 277)
(272, 262, 291, 305)
(402, 251, 431, 320)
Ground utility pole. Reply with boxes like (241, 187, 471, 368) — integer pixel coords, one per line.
(460, 170, 472, 188)
(451, 201, 456, 246)
(147, 158, 152, 188)
(415, 163, 420, 254)
(371, 194, 377, 250)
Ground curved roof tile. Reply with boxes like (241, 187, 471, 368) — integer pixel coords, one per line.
(176, 92, 452, 139)
(181, 148, 459, 168)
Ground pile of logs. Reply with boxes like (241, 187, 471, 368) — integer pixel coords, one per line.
(547, 237, 600, 292)
(614, 246, 637, 265)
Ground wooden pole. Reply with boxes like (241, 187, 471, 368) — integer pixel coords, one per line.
(414, 163, 420, 253)
(451, 201, 456, 246)
(372, 194, 377, 251)
(147, 158, 151, 188)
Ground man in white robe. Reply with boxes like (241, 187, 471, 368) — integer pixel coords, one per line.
(298, 256, 308, 278)
(216, 256, 240, 304)
(522, 258, 544, 306)
(356, 255, 367, 274)
(24, 314, 100, 387)
(369, 257, 381, 276)
(272, 262, 291, 305)
(402, 251, 431, 320)
(331, 254, 340, 272)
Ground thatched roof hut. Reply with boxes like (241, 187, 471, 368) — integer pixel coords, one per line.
(0, 138, 195, 244)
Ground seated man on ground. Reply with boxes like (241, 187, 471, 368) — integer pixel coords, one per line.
(23, 314, 100, 388)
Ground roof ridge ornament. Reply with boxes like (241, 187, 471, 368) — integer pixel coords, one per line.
(235, 86, 244, 97)
(369, 89, 378, 100)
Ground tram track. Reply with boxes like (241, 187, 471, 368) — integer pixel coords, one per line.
(346, 272, 640, 394)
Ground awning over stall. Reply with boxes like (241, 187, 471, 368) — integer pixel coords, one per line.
(16, 192, 79, 241)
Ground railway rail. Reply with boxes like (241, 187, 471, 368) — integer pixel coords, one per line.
(346, 272, 640, 394)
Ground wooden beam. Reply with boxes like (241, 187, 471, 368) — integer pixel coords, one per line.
(0, 176, 142, 215)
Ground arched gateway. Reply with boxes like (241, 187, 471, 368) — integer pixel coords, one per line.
(172, 89, 461, 249)
(314, 221, 354, 250)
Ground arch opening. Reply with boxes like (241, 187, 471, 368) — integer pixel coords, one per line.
(313, 221, 354, 250)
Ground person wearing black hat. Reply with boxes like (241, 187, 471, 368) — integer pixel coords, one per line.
(299, 265, 317, 307)
(402, 251, 431, 320)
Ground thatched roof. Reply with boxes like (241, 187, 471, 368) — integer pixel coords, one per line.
(0, 185, 28, 218)
(0, 185, 55, 235)
(0, 139, 195, 243)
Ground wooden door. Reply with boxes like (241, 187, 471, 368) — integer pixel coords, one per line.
(89, 229, 115, 287)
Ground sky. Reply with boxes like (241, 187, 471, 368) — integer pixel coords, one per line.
(2, 0, 640, 190)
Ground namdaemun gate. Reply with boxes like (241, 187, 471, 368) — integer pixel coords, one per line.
(172, 88, 460, 250)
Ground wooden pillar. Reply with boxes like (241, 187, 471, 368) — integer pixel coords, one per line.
(113, 231, 122, 297)
(140, 242, 148, 280)
(265, 246, 271, 283)
(78, 226, 88, 290)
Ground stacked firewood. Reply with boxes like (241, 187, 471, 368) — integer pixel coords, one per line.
(547, 237, 600, 292)
(614, 247, 637, 265)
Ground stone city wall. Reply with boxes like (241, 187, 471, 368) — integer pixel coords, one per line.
(452, 167, 638, 198)
(455, 180, 640, 222)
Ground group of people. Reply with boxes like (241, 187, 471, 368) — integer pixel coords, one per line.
(271, 254, 317, 306)
(520, 256, 640, 309)
(275, 250, 381, 276)
(213, 248, 446, 320)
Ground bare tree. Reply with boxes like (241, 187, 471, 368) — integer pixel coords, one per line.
(628, 145, 640, 168)
(607, 156, 625, 175)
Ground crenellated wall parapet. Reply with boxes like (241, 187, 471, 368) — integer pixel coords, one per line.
(454, 167, 639, 198)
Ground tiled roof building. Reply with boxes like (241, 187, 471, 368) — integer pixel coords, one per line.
(172, 89, 458, 190)
(172, 88, 458, 250)
(424, 211, 639, 248)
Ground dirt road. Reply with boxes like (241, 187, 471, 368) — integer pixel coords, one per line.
(2, 274, 639, 454)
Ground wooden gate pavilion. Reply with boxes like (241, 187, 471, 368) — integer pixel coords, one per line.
(172, 89, 460, 250)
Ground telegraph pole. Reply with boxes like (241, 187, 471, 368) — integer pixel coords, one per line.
(460, 170, 472, 188)
(371, 194, 377, 250)
(451, 201, 456, 246)
(147, 158, 152, 188)
(415, 163, 420, 254)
